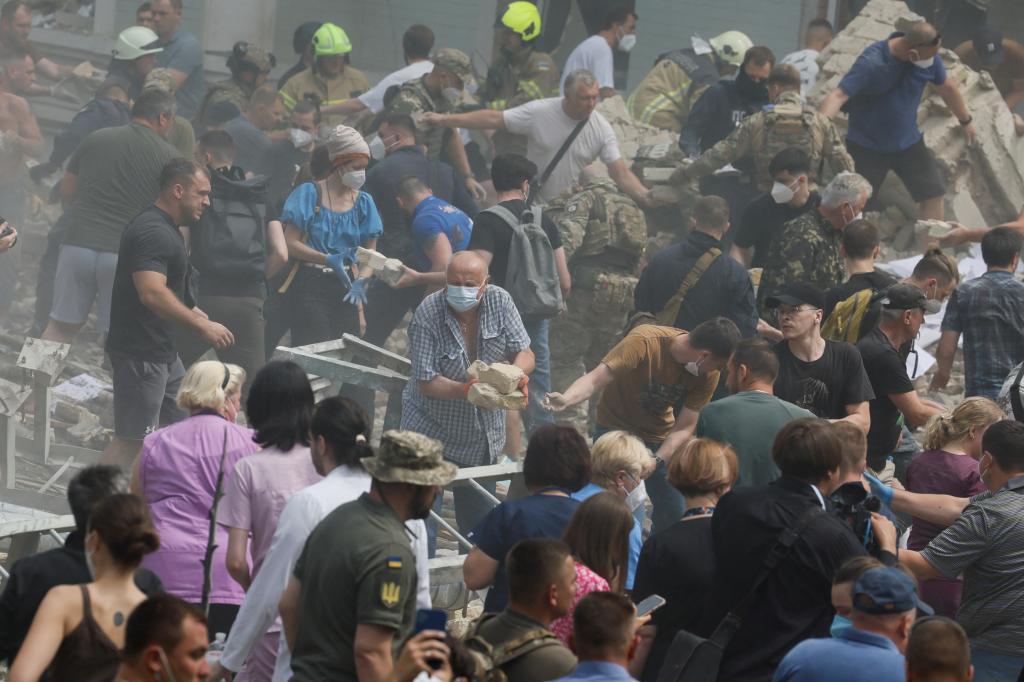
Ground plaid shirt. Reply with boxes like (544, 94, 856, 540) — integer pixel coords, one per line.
(941, 271, 1024, 399)
(401, 286, 531, 467)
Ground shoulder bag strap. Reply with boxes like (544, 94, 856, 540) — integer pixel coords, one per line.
(529, 116, 589, 205)
(655, 247, 722, 326)
(276, 182, 322, 294)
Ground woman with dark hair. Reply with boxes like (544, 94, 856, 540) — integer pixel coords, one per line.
(551, 491, 634, 645)
(462, 424, 591, 612)
(10, 494, 159, 682)
(217, 360, 319, 681)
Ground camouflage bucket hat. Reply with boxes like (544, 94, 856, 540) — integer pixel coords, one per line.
(143, 67, 175, 93)
(361, 430, 458, 487)
(432, 47, 473, 86)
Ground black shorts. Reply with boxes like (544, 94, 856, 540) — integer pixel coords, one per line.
(846, 137, 946, 203)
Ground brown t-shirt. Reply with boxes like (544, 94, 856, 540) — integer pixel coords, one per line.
(955, 39, 1024, 101)
(596, 325, 718, 443)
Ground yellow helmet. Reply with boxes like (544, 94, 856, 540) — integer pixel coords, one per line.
(709, 30, 753, 67)
(312, 22, 353, 57)
(502, 1, 542, 42)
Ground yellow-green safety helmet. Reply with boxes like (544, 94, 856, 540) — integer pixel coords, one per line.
(502, 1, 542, 42)
(313, 22, 353, 57)
(709, 30, 753, 67)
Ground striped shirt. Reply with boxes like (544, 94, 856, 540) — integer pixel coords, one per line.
(921, 475, 1024, 655)
(401, 286, 531, 467)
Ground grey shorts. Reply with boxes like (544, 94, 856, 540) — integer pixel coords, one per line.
(50, 245, 118, 330)
(110, 352, 187, 441)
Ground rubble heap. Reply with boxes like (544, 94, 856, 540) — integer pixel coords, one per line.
(593, 96, 678, 171)
(808, 0, 1024, 234)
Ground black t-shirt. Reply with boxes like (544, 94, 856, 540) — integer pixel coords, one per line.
(857, 327, 915, 468)
(106, 205, 191, 363)
(773, 340, 875, 420)
(734, 191, 820, 267)
(633, 516, 716, 682)
(466, 199, 562, 289)
(823, 270, 897, 320)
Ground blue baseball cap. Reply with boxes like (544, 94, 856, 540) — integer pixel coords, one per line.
(853, 567, 934, 616)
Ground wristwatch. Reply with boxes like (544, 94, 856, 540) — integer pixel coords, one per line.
(959, 115, 973, 126)
(463, 172, 476, 181)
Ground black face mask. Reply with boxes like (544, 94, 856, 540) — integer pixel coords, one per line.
(735, 69, 768, 103)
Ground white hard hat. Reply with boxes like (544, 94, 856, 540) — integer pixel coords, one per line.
(112, 26, 163, 61)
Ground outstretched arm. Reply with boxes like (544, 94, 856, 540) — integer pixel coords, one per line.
(420, 109, 506, 131)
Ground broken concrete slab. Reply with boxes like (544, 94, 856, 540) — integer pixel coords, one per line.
(16, 338, 70, 382)
(479, 363, 525, 394)
(379, 259, 405, 286)
(357, 247, 406, 286)
(356, 246, 388, 270)
(467, 382, 527, 411)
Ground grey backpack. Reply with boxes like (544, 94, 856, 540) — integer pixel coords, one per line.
(486, 204, 564, 319)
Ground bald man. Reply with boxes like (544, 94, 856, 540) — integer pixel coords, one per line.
(401, 250, 534, 554)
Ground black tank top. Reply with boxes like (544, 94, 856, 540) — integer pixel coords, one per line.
(47, 585, 122, 682)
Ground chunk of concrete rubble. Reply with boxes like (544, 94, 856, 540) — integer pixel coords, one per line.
(808, 0, 1024, 228)
(473, 362, 525, 394)
(379, 258, 404, 286)
(356, 246, 387, 270)
(914, 219, 954, 239)
(467, 382, 527, 411)
(594, 96, 677, 170)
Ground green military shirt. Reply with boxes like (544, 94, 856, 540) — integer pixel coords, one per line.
(757, 207, 845, 311)
(196, 78, 252, 125)
(472, 610, 577, 682)
(290, 493, 418, 682)
(387, 75, 453, 160)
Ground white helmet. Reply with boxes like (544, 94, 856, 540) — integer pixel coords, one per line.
(112, 26, 163, 61)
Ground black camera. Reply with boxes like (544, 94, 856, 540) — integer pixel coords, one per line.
(829, 481, 883, 556)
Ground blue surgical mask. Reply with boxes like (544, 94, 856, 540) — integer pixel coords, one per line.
(446, 284, 481, 312)
(830, 614, 852, 638)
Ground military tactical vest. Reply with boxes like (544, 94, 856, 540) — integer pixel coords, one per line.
(752, 94, 824, 186)
(546, 181, 647, 271)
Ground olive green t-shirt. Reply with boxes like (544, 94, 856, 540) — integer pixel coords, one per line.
(472, 609, 577, 682)
(62, 122, 178, 253)
(596, 324, 719, 443)
(290, 493, 418, 682)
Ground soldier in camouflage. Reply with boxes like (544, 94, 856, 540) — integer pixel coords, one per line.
(388, 48, 487, 202)
(757, 172, 874, 316)
(546, 180, 648, 434)
(482, 2, 560, 156)
(196, 41, 274, 127)
(671, 64, 853, 192)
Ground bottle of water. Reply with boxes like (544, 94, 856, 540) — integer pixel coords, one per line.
(206, 632, 226, 665)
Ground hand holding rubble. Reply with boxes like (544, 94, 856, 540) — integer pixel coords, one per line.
(542, 392, 568, 412)
(938, 222, 971, 247)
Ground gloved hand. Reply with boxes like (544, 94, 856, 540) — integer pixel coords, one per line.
(324, 253, 353, 289)
(863, 471, 894, 507)
(343, 277, 370, 306)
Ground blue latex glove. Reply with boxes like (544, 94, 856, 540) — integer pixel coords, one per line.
(863, 471, 894, 507)
(324, 253, 353, 289)
(343, 277, 370, 306)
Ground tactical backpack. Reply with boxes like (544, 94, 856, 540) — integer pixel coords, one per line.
(753, 99, 819, 187)
(822, 288, 883, 343)
(465, 613, 565, 682)
(192, 167, 268, 287)
(546, 181, 647, 270)
(486, 204, 564, 319)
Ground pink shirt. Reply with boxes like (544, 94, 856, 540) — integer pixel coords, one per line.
(218, 445, 320, 577)
(139, 414, 260, 605)
(550, 561, 610, 646)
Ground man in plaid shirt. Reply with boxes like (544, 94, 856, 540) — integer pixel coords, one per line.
(401, 251, 534, 552)
(934, 227, 1024, 399)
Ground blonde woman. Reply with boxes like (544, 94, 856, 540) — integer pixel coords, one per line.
(133, 360, 260, 638)
(906, 396, 1003, 617)
(571, 429, 655, 590)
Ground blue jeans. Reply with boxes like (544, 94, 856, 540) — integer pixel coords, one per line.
(427, 479, 498, 558)
(970, 643, 1024, 682)
(522, 317, 554, 435)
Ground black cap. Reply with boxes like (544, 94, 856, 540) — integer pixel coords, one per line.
(879, 283, 941, 314)
(764, 282, 825, 310)
(972, 27, 1005, 67)
(853, 567, 934, 616)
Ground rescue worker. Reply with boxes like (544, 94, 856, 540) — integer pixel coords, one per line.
(671, 64, 853, 193)
(627, 30, 752, 133)
(278, 22, 369, 128)
(106, 25, 162, 99)
(196, 41, 275, 127)
(482, 1, 560, 156)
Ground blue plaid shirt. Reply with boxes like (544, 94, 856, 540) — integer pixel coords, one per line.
(941, 271, 1024, 399)
(401, 286, 531, 467)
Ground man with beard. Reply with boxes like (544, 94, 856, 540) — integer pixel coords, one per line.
(279, 430, 456, 682)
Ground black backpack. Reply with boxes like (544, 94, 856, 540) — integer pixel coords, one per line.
(193, 167, 268, 285)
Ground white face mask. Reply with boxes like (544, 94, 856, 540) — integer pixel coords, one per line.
(912, 56, 935, 69)
(340, 169, 366, 191)
(288, 128, 314, 149)
(624, 478, 647, 512)
(442, 86, 462, 105)
(367, 135, 386, 161)
(618, 32, 637, 53)
(771, 180, 797, 204)
(685, 356, 703, 376)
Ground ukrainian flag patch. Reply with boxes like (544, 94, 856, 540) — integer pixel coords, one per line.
(387, 556, 403, 569)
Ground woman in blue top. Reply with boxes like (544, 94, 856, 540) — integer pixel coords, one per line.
(281, 125, 383, 345)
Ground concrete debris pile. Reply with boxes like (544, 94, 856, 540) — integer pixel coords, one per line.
(808, 0, 1024, 234)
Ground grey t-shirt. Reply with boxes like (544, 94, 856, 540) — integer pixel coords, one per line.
(156, 28, 204, 120)
(62, 123, 178, 254)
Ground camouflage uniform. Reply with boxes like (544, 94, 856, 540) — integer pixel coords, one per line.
(676, 90, 854, 192)
(482, 47, 560, 156)
(278, 65, 370, 127)
(757, 208, 845, 314)
(195, 45, 274, 125)
(546, 180, 648, 434)
(626, 48, 720, 133)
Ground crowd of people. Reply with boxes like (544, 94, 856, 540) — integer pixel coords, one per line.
(0, 0, 1023, 680)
